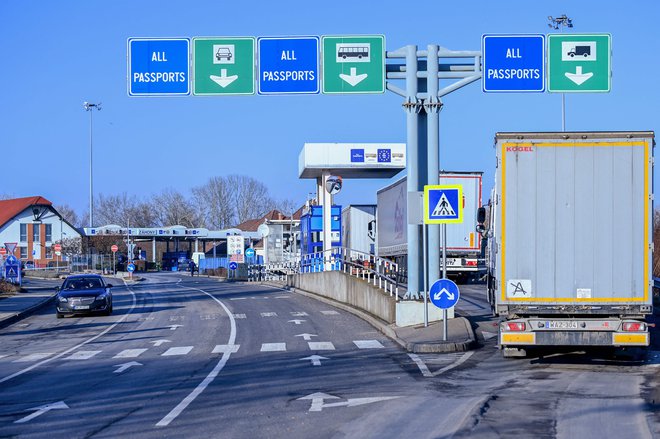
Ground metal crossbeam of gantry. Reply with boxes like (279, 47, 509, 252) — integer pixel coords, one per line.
(385, 45, 482, 297)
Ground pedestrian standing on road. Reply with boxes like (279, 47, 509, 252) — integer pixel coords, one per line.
(189, 260, 196, 277)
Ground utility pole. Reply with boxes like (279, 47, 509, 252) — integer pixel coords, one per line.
(83, 101, 101, 227)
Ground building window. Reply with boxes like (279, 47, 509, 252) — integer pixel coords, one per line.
(46, 247, 53, 259)
(45, 224, 52, 242)
(19, 246, 27, 259)
(33, 225, 40, 242)
(20, 224, 27, 242)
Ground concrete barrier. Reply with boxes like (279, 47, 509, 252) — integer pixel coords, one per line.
(288, 271, 396, 324)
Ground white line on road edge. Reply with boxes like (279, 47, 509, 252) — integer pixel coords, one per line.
(408, 354, 433, 377)
(0, 281, 137, 385)
(432, 351, 474, 377)
(156, 285, 237, 427)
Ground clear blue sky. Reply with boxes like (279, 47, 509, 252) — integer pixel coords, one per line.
(2, 1, 658, 219)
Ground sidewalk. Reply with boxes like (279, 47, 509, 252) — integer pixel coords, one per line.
(0, 281, 58, 328)
(267, 281, 476, 354)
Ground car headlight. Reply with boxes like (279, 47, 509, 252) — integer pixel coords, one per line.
(58, 296, 68, 303)
(96, 293, 108, 301)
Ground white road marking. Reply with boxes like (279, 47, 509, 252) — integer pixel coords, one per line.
(354, 340, 384, 349)
(14, 401, 69, 424)
(295, 333, 317, 341)
(408, 353, 433, 377)
(169, 316, 184, 322)
(199, 314, 219, 320)
(275, 296, 291, 299)
(308, 342, 335, 351)
(113, 361, 142, 373)
(291, 311, 308, 317)
(13, 353, 52, 363)
(229, 297, 247, 301)
(482, 331, 498, 340)
(212, 345, 240, 354)
(297, 393, 401, 412)
(151, 340, 171, 347)
(261, 343, 286, 352)
(114, 349, 148, 359)
(261, 312, 277, 317)
(0, 355, 7, 360)
(162, 346, 194, 356)
(432, 351, 475, 376)
(64, 351, 101, 360)
(300, 355, 328, 366)
(169, 325, 183, 331)
(320, 310, 340, 315)
(156, 285, 237, 427)
(233, 313, 246, 319)
(288, 319, 306, 325)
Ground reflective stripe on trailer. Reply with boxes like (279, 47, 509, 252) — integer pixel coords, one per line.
(501, 333, 536, 345)
(613, 333, 649, 346)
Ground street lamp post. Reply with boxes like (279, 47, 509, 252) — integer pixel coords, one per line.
(83, 101, 101, 228)
(548, 14, 574, 131)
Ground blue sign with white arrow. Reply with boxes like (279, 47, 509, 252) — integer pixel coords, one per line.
(228, 261, 238, 271)
(482, 34, 545, 92)
(258, 36, 319, 94)
(429, 278, 460, 309)
(128, 38, 190, 96)
(127, 263, 136, 273)
(4, 255, 21, 283)
(245, 248, 255, 258)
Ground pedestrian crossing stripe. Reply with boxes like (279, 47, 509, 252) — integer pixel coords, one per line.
(424, 185, 463, 224)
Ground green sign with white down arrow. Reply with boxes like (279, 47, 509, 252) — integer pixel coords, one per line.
(547, 34, 611, 93)
(193, 37, 255, 95)
(322, 35, 385, 94)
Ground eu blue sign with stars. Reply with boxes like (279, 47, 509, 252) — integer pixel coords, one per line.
(128, 38, 190, 96)
(258, 36, 319, 94)
(424, 185, 463, 224)
(482, 34, 545, 93)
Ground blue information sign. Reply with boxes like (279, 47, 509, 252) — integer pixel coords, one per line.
(4, 255, 21, 283)
(429, 279, 460, 309)
(228, 261, 239, 270)
(482, 34, 545, 92)
(128, 38, 190, 96)
(258, 37, 319, 94)
(127, 263, 136, 273)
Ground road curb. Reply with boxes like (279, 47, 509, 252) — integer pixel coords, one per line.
(260, 281, 476, 353)
(0, 294, 56, 329)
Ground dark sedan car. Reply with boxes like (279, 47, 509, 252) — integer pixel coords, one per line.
(55, 274, 113, 318)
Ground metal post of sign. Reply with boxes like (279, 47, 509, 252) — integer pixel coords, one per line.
(426, 44, 441, 289)
(422, 224, 428, 327)
(113, 251, 115, 275)
(442, 223, 448, 341)
(548, 14, 574, 131)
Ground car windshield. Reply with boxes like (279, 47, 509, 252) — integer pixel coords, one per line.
(63, 278, 104, 290)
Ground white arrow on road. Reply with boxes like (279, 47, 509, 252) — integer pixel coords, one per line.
(288, 319, 306, 325)
(433, 288, 455, 301)
(210, 69, 238, 88)
(151, 339, 171, 347)
(297, 392, 401, 412)
(565, 66, 593, 85)
(295, 333, 318, 341)
(169, 325, 182, 331)
(14, 401, 69, 424)
(339, 67, 368, 86)
(114, 361, 142, 374)
(300, 355, 328, 366)
(297, 392, 340, 412)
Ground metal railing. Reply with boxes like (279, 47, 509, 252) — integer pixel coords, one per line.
(251, 247, 402, 300)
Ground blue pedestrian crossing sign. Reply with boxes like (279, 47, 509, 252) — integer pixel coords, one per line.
(4, 255, 21, 283)
(429, 278, 460, 309)
(424, 185, 463, 224)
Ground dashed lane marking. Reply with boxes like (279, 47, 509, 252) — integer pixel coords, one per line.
(162, 346, 194, 356)
(114, 349, 148, 359)
(320, 310, 340, 316)
(13, 353, 52, 363)
(308, 342, 335, 351)
(212, 345, 240, 354)
(353, 340, 385, 349)
(291, 312, 309, 317)
(233, 314, 247, 319)
(65, 351, 102, 360)
(260, 343, 286, 352)
(261, 312, 278, 317)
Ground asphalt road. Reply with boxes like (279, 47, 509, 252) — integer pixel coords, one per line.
(0, 273, 658, 438)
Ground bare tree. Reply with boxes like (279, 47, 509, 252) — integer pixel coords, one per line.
(229, 175, 277, 225)
(192, 177, 234, 229)
(0, 193, 15, 200)
(54, 204, 81, 228)
(95, 193, 156, 227)
(152, 189, 200, 227)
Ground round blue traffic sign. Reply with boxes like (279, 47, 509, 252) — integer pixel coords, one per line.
(429, 278, 460, 309)
(228, 261, 238, 271)
(127, 263, 136, 273)
(245, 248, 255, 258)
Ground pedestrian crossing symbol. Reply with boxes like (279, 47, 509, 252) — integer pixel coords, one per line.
(424, 185, 463, 224)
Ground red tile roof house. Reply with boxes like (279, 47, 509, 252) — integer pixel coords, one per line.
(0, 196, 81, 267)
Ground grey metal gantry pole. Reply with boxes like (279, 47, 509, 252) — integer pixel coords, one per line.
(83, 101, 101, 228)
(426, 44, 441, 287)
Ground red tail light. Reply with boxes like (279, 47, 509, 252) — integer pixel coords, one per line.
(505, 322, 526, 331)
(466, 260, 477, 266)
(622, 322, 646, 332)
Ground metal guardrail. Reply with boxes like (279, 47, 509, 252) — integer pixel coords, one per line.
(250, 248, 402, 300)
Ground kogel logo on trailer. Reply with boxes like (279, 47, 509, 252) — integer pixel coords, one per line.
(258, 36, 319, 94)
(482, 34, 545, 92)
(128, 38, 190, 96)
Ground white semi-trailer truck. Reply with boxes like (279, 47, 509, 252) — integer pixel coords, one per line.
(481, 132, 655, 358)
(377, 171, 484, 281)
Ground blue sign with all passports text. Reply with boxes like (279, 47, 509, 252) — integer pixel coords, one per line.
(482, 34, 545, 92)
(258, 37, 319, 94)
(128, 38, 190, 96)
